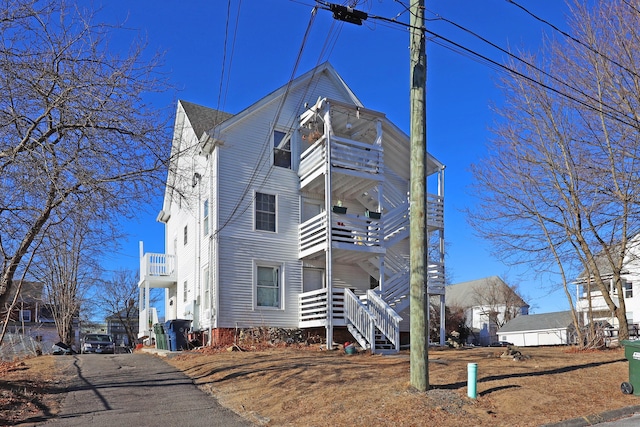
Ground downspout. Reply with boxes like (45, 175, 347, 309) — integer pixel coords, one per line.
(209, 145, 219, 346)
(439, 166, 446, 346)
(324, 101, 334, 349)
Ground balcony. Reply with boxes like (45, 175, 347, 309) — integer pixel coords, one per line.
(299, 211, 385, 259)
(299, 135, 383, 198)
(139, 253, 176, 288)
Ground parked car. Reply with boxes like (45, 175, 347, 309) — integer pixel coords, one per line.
(489, 341, 514, 347)
(81, 334, 115, 354)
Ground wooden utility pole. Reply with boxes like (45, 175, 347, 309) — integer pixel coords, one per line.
(409, 0, 428, 392)
(325, 0, 429, 390)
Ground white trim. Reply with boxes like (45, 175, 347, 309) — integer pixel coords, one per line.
(253, 260, 285, 310)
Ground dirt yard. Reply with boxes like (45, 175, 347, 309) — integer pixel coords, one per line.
(167, 345, 634, 427)
(0, 345, 636, 426)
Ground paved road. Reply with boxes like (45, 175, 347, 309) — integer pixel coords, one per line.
(44, 353, 253, 427)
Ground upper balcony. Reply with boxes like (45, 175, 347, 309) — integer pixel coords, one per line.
(139, 252, 176, 288)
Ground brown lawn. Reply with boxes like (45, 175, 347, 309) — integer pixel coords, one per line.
(1, 345, 637, 426)
(168, 345, 634, 427)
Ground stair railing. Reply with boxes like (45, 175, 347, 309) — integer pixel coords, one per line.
(366, 289, 402, 351)
(344, 288, 375, 352)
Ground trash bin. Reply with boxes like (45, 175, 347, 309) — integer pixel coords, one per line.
(165, 319, 191, 351)
(153, 323, 167, 350)
(621, 340, 640, 395)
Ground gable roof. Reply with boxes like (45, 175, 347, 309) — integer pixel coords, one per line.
(498, 311, 574, 333)
(445, 276, 528, 309)
(179, 100, 233, 140)
(203, 62, 362, 139)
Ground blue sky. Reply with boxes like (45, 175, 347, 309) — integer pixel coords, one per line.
(96, 1, 574, 314)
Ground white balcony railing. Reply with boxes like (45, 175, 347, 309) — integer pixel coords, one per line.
(299, 288, 346, 328)
(299, 135, 383, 189)
(299, 212, 383, 258)
(141, 253, 176, 278)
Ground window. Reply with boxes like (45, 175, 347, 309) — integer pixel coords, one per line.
(19, 309, 31, 322)
(183, 225, 188, 245)
(203, 199, 209, 236)
(255, 192, 276, 232)
(625, 282, 633, 299)
(204, 267, 210, 309)
(183, 280, 188, 303)
(273, 130, 291, 169)
(257, 265, 280, 308)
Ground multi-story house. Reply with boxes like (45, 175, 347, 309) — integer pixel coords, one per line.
(446, 276, 529, 346)
(138, 62, 446, 353)
(575, 235, 640, 334)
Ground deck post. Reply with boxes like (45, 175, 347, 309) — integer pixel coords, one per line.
(324, 101, 334, 349)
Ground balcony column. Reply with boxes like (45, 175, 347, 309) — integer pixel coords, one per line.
(323, 101, 334, 349)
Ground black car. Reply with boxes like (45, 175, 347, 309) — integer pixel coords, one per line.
(489, 341, 514, 347)
(81, 334, 115, 354)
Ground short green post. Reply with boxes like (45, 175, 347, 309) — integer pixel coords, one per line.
(468, 363, 478, 399)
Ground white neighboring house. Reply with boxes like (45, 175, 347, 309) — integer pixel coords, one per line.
(445, 276, 529, 346)
(575, 235, 640, 334)
(498, 311, 576, 347)
(137, 62, 446, 353)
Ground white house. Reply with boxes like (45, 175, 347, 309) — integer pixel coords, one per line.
(137, 62, 446, 353)
(445, 276, 529, 346)
(575, 235, 640, 334)
(498, 311, 576, 347)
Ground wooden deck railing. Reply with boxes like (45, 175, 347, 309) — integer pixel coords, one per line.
(344, 288, 375, 351)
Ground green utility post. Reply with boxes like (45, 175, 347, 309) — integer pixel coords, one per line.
(409, 0, 429, 392)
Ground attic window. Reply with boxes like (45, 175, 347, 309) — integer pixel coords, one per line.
(273, 130, 291, 169)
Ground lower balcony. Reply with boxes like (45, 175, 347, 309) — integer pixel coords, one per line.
(139, 252, 176, 288)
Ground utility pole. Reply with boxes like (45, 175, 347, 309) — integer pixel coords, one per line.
(327, 0, 429, 391)
(409, 0, 429, 392)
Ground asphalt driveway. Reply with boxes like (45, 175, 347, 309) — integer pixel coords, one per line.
(44, 353, 253, 427)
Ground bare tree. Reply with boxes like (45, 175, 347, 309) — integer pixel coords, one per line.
(0, 0, 170, 330)
(471, 277, 526, 330)
(468, 0, 640, 341)
(30, 218, 100, 346)
(91, 269, 141, 347)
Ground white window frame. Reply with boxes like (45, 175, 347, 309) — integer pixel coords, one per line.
(204, 267, 210, 309)
(203, 199, 209, 236)
(183, 280, 188, 303)
(273, 130, 291, 169)
(625, 282, 633, 299)
(19, 309, 31, 322)
(254, 261, 283, 310)
(255, 192, 276, 232)
(183, 225, 188, 246)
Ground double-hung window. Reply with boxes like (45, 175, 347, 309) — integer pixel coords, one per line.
(625, 282, 633, 299)
(255, 192, 276, 232)
(257, 265, 281, 308)
(203, 199, 209, 236)
(273, 130, 291, 169)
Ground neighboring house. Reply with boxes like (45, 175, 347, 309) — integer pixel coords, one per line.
(137, 62, 446, 353)
(575, 235, 640, 333)
(1, 281, 71, 354)
(498, 311, 577, 347)
(106, 310, 139, 347)
(445, 276, 529, 346)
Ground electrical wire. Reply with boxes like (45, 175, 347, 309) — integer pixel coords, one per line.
(426, 10, 640, 132)
(214, 6, 320, 235)
(506, 0, 640, 81)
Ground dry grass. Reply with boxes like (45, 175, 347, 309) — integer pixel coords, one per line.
(0, 345, 635, 426)
(168, 345, 634, 427)
(0, 356, 67, 426)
